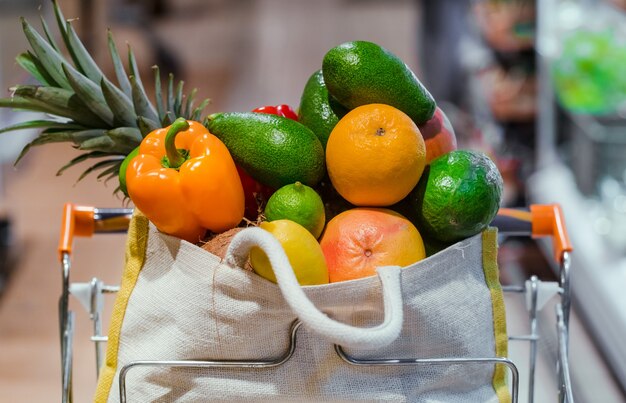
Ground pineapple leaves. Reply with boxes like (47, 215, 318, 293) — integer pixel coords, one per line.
(21, 17, 72, 91)
(76, 159, 121, 183)
(56, 151, 111, 176)
(130, 75, 159, 123)
(153, 66, 165, 121)
(137, 116, 160, 136)
(184, 88, 197, 118)
(107, 30, 133, 98)
(62, 64, 115, 126)
(1, 1, 211, 191)
(12, 85, 109, 127)
(0, 119, 81, 135)
(65, 20, 104, 84)
(191, 98, 211, 121)
(107, 127, 142, 152)
(101, 78, 137, 127)
(15, 52, 57, 86)
(174, 80, 184, 117)
(14, 131, 75, 166)
(39, 14, 61, 53)
(12, 128, 103, 165)
(167, 73, 175, 114)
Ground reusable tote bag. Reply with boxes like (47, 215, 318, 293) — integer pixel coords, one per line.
(95, 213, 509, 402)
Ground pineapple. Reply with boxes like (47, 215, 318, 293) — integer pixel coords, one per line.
(0, 1, 209, 191)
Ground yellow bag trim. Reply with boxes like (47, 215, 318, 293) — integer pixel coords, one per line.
(483, 228, 511, 403)
(94, 213, 149, 403)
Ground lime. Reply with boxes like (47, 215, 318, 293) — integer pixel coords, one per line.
(264, 182, 326, 238)
(251, 220, 329, 285)
(409, 150, 503, 243)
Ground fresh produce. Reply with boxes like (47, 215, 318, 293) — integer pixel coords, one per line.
(206, 112, 326, 189)
(237, 165, 274, 221)
(118, 146, 139, 197)
(326, 104, 426, 206)
(418, 107, 458, 164)
(408, 150, 503, 243)
(0, 1, 208, 187)
(252, 104, 299, 120)
(1, 2, 507, 286)
(322, 40, 436, 125)
(202, 227, 247, 262)
(298, 70, 348, 148)
(319, 208, 426, 282)
(126, 118, 244, 242)
(264, 182, 326, 239)
(237, 104, 298, 220)
(250, 220, 329, 285)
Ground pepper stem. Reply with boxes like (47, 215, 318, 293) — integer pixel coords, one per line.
(165, 117, 190, 169)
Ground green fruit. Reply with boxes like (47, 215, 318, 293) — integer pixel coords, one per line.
(298, 70, 348, 148)
(206, 112, 326, 189)
(118, 146, 139, 197)
(409, 150, 503, 243)
(265, 182, 326, 238)
(322, 41, 436, 125)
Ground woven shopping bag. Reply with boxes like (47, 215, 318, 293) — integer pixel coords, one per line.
(95, 212, 509, 403)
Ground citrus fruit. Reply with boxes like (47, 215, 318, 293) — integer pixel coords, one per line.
(264, 182, 326, 238)
(325, 104, 426, 206)
(319, 208, 426, 283)
(250, 220, 329, 286)
(409, 150, 503, 243)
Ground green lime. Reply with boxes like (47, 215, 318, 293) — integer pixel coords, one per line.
(409, 150, 503, 243)
(264, 182, 326, 238)
(118, 146, 139, 197)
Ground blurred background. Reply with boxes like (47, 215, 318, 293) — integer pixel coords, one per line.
(0, 0, 625, 401)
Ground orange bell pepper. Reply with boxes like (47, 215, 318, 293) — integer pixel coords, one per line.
(126, 118, 244, 243)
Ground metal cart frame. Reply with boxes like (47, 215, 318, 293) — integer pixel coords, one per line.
(57, 203, 573, 403)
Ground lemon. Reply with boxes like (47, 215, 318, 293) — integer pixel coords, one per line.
(264, 182, 326, 238)
(251, 220, 329, 285)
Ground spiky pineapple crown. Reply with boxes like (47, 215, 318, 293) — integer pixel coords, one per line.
(0, 0, 209, 191)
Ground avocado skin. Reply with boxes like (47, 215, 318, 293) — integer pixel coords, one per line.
(207, 112, 326, 189)
(322, 41, 436, 125)
(298, 70, 348, 148)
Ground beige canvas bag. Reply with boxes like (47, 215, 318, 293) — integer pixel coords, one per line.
(95, 213, 509, 402)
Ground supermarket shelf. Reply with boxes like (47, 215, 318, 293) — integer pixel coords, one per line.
(528, 163, 626, 390)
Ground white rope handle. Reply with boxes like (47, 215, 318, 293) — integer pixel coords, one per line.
(224, 227, 404, 350)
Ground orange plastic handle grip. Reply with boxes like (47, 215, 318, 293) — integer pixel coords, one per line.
(58, 203, 95, 261)
(530, 204, 573, 264)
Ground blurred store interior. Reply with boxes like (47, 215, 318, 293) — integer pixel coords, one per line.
(0, 0, 625, 401)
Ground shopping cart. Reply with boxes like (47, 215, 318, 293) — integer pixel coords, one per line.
(57, 203, 573, 403)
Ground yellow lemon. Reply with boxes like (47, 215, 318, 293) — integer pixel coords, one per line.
(251, 220, 329, 285)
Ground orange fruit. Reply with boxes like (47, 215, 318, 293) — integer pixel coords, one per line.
(319, 208, 426, 282)
(325, 104, 426, 206)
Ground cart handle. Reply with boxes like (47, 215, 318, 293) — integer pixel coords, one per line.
(58, 203, 133, 262)
(497, 204, 573, 264)
(57, 203, 573, 264)
(530, 204, 573, 265)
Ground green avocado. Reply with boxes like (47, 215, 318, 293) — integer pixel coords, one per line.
(206, 112, 326, 189)
(322, 41, 436, 125)
(298, 69, 348, 148)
